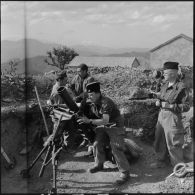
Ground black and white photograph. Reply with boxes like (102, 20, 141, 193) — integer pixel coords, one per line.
(1, 1, 193, 194)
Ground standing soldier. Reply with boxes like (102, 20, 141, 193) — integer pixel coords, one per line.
(150, 61, 190, 168)
(70, 63, 95, 103)
(77, 82, 130, 185)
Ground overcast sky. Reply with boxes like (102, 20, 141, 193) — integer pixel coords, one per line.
(1, 1, 193, 48)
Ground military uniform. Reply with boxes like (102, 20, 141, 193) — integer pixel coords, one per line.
(153, 62, 190, 167)
(70, 73, 95, 101)
(49, 70, 74, 105)
(87, 94, 130, 173)
(49, 83, 74, 105)
(48, 70, 82, 149)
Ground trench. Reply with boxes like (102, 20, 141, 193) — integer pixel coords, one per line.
(1, 102, 193, 193)
(1, 104, 54, 193)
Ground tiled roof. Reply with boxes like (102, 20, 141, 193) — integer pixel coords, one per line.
(68, 56, 137, 67)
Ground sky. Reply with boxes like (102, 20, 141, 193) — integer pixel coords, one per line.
(1, 1, 193, 49)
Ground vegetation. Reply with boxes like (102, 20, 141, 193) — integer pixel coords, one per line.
(1, 60, 26, 100)
(44, 46, 78, 70)
(1, 63, 193, 142)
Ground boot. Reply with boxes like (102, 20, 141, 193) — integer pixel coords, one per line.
(88, 164, 103, 173)
(115, 171, 130, 185)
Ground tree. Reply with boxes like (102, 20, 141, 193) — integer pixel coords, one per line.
(44, 46, 78, 70)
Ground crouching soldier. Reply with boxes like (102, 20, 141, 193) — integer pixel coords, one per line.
(77, 82, 130, 185)
(47, 70, 74, 106)
(47, 70, 82, 150)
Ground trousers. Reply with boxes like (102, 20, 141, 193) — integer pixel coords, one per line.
(93, 126, 130, 173)
(154, 109, 185, 166)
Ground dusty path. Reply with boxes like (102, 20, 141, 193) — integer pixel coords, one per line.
(1, 128, 193, 193)
(25, 134, 175, 193)
(54, 136, 173, 194)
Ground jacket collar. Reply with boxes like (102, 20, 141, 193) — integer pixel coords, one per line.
(166, 78, 180, 90)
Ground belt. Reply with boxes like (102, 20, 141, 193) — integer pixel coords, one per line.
(161, 107, 171, 111)
(160, 101, 173, 110)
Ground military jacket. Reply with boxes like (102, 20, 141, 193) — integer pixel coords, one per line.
(159, 79, 190, 113)
(49, 83, 74, 105)
(70, 73, 95, 98)
(79, 95, 124, 127)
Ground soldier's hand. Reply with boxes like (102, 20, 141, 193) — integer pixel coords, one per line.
(77, 116, 90, 124)
(148, 89, 155, 94)
(161, 102, 166, 108)
(74, 96, 82, 103)
(169, 104, 174, 109)
(47, 100, 52, 105)
(155, 100, 161, 107)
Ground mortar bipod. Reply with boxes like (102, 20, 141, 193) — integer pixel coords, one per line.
(20, 114, 63, 179)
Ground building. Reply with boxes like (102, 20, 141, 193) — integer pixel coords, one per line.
(68, 56, 140, 68)
(150, 34, 193, 69)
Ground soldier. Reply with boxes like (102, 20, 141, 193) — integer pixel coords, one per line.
(77, 82, 130, 185)
(47, 70, 74, 105)
(150, 61, 190, 168)
(70, 63, 95, 103)
(47, 70, 82, 150)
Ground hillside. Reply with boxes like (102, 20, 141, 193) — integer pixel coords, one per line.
(1, 56, 59, 75)
(1, 39, 60, 63)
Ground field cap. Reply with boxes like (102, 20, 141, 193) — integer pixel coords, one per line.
(55, 70, 67, 80)
(78, 63, 88, 71)
(163, 61, 179, 70)
(86, 82, 100, 93)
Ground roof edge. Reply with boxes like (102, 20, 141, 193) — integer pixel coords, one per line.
(150, 34, 193, 52)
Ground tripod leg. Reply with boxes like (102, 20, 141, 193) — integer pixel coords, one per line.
(39, 144, 52, 177)
(50, 149, 59, 194)
(28, 145, 48, 170)
(53, 159, 57, 192)
(20, 144, 49, 178)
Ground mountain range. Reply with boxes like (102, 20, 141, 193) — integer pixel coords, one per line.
(1, 38, 150, 74)
(1, 38, 150, 63)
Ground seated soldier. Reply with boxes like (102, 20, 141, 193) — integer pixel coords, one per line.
(47, 70, 74, 106)
(77, 82, 130, 185)
(74, 95, 98, 152)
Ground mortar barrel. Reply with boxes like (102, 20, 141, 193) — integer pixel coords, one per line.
(57, 87, 79, 112)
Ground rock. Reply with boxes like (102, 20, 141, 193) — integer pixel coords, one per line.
(19, 145, 33, 155)
(2, 98, 15, 103)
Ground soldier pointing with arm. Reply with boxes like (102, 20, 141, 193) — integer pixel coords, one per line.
(150, 61, 190, 168)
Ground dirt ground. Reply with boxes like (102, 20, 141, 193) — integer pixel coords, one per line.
(1, 103, 194, 194)
(1, 129, 194, 193)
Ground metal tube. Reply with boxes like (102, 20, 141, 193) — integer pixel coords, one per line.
(57, 86, 79, 112)
(1, 147, 11, 164)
